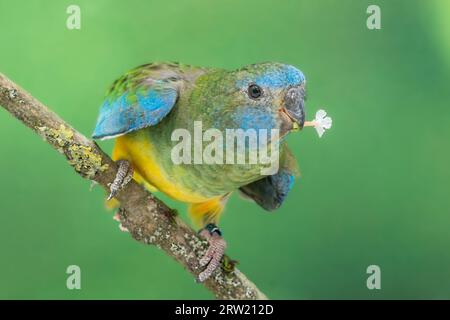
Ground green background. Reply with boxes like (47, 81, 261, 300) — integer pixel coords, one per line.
(0, 0, 449, 299)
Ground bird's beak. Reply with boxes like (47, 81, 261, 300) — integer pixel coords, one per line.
(281, 86, 305, 133)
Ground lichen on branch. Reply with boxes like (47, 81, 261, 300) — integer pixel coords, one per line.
(36, 124, 108, 179)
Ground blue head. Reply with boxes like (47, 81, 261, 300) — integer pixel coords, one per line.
(192, 62, 307, 137)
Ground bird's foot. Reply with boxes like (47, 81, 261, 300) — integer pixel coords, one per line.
(107, 160, 133, 200)
(197, 223, 227, 282)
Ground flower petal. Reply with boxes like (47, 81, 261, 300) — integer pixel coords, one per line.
(315, 109, 327, 120)
(311, 109, 332, 137)
(315, 125, 325, 138)
(322, 117, 332, 129)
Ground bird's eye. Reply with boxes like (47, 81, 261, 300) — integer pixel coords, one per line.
(247, 84, 263, 99)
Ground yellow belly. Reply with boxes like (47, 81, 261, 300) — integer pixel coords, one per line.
(112, 133, 210, 203)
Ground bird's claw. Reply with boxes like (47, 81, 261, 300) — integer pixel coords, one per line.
(108, 160, 133, 200)
(197, 224, 227, 282)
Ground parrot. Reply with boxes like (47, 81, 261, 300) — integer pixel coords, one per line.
(92, 62, 306, 282)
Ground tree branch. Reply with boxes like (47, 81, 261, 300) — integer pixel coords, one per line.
(0, 72, 267, 300)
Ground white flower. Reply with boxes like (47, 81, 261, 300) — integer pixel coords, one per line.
(312, 109, 332, 138)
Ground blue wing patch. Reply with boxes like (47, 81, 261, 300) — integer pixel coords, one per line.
(239, 169, 295, 211)
(92, 85, 178, 140)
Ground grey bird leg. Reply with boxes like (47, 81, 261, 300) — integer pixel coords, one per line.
(107, 159, 134, 200)
(198, 224, 227, 282)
